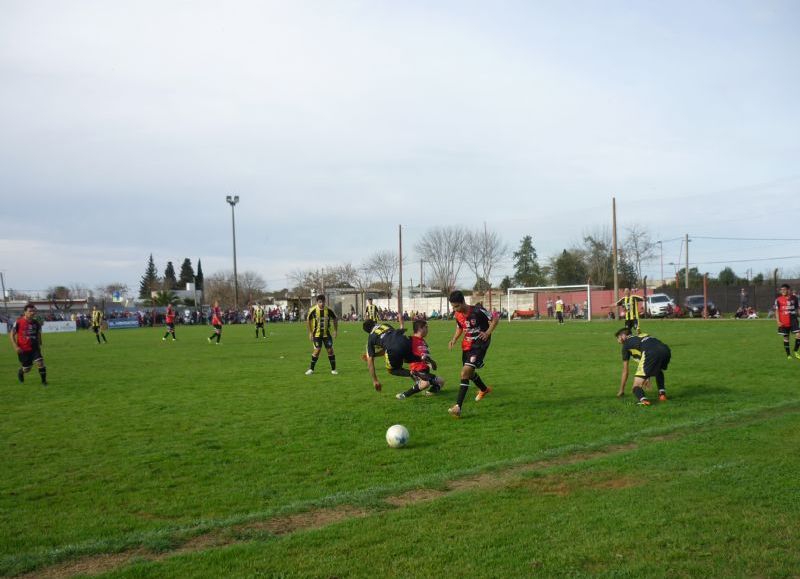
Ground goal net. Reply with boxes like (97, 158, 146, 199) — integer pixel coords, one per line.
(506, 285, 603, 322)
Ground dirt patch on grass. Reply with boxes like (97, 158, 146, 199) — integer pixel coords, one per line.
(19, 552, 140, 579)
(240, 505, 372, 536)
(385, 488, 447, 506)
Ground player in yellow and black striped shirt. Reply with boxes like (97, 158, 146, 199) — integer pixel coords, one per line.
(91, 306, 108, 344)
(306, 295, 338, 375)
(252, 303, 266, 339)
(365, 298, 380, 323)
(615, 288, 644, 333)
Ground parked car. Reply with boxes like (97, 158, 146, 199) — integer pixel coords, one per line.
(684, 295, 718, 317)
(645, 293, 674, 317)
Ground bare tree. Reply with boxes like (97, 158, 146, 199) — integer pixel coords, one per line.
(578, 226, 613, 287)
(364, 251, 399, 298)
(206, 270, 267, 306)
(239, 271, 268, 304)
(415, 226, 467, 303)
(463, 226, 507, 292)
(623, 224, 656, 285)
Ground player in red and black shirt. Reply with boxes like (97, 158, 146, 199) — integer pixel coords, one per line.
(9, 303, 47, 385)
(208, 301, 223, 344)
(396, 319, 445, 399)
(447, 291, 499, 418)
(774, 283, 800, 359)
(163, 304, 177, 341)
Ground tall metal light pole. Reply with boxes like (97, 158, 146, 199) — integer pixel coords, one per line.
(226, 195, 240, 313)
(657, 240, 664, 287)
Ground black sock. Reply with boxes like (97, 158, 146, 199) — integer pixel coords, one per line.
(216, 333, 221, 342)
(403, 384, 421, 397)
(472, 373, 488, 391)
(456, 381, 469, 407)
(784, 341, 791, 355)
(633, 386, 647, 401)
(795, 339, 800, 352)
(39, 367, 47, 384)
(17, 368, 24, 383)
(209, 333, 216, 340)
(310, 355, 318, 370)
(655, 372, 665, 391)
(96, 334, 101, 343)
(101, 333, 107, 343)
(255, 329, 259, 338)
(328, 355, 336, 370)
(164, 332, 170, 339)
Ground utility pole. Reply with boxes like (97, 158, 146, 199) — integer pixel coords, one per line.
(612, 197, 619, 300)
(226, 195, 240, 312)
(684, 233, 689, 289)
(657, 241, 664, 287)
(0, 271, 9, 322)
(398, 225, 403, 324)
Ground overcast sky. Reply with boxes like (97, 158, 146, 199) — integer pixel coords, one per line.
(2, 0, 798, 295)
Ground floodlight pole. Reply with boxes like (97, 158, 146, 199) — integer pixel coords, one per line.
(226, 195, 240, 313)
(0, 271, 9, 322)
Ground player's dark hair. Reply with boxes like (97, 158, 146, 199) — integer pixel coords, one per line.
(24, 303, 36, 311)
(614, 328, 629, 338)
(413, 319, 427, 333)
(362, 320, 377, 333)
(449, 290, 465, 304)
(780, 283, 791, 290)
(316, 294, 325, 302)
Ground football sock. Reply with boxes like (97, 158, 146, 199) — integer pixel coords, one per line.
(328, 355, 336, 370)
(101, 333, 107, 343)
(96, 334, 101, 343)
(655, 372, 665, 391)
(38, 367, 47, 384)
(456, 381, 469, 407)
(472, 373, 488, 391)
(255, 329, 259, 338)
(309, 355, 318, 370)
(17, 368, 24, 383)
(784, 340, 790, 356)
(403, 384, 421, 397)
(633, 386, 647, 401)
(795, 339, 800, 352)
(164, 332, 170, 339)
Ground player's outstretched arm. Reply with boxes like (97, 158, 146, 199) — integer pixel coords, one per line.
(617, 360, 629, 397)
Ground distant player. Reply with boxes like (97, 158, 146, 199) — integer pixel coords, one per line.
(362, 318, 417, 391)
(10, 304, 47, 385)
(615, 288, 643, 333)
(397, 319, 444, 399)
(91, 306, 108, 344)
(365, 298, 380, 323)
(447, 291, 498, 418)
(306, 295, 338, 375)
(208, 301, 223, 344)
(252, 303, 266, 338)
(774, 283, 800, 360)
(162, 304, 177, 341)
(615, 328, 671, 405)
(555, 296, 565, 324)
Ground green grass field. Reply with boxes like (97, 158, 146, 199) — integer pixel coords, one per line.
(2, 319, 799, 577)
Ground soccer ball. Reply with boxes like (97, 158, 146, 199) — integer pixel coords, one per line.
(386, 424, 409, 448)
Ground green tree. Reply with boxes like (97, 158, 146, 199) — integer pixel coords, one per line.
(195, 260, 204, 291)
(473, 277, 491, 293)
(178, 258, 195, 287)
(752, 273, 765, 285)
(163, 261, 179, 290)
(152, 290, 178, 306)
(512, 235, 543, 286)
(551, 250, 588, 285)
(499, 276, 513, 292)
(718, 267, 737, 286)
(139, 254, 160, 299)
(675, 267, 704, 287)
(618, 254, 638, 289)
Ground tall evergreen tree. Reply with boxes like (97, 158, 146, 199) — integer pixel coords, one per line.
(552, 249, 588, 285)
(178, 258, 195, 287)
(139, 254, 160, 299)
(163, 261, 179, 290)
(195, 259, 204, 291)
(512, 235, 542, 286)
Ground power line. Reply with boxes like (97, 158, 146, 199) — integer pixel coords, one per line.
(692, 236, 800, 242)
(692, 255, 800, 266)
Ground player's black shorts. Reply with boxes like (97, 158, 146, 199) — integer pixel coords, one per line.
(256, 322, 264, 328)
(382, 334, 414, 369)
(18, 349, 43, 368)
(636, 346, 671, 378)
(556, 311, 564, 322)
(462, 344, 489, 369)
(312, 336, 334, 349)
(166, 322, 175, 331)
(92, 325, 100, 334)
(213, 323, 222, 332)
(778, 319, 800, 336)
(625, 318, 639, 332)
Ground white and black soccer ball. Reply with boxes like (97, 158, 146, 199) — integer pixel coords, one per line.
(386, 424, 409, 448)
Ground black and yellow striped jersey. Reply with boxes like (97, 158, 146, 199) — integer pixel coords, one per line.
(366, 322, 397, 357)
(621, 333, 667, 361)
(616, 294, 643, 320)
(253, 307, 265, 323)
(307, 305, 337, 338)
(91, 310, 104, 327)
(365, 303, 380, 322)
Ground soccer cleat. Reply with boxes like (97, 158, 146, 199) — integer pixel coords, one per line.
(795, 352, 800, 360)
(789, 356, 793, 360)
(162, 337, 166, 341)
(305, 369, 314, 375)
(208, 337, 212, 343)
(659, 393, 668, 402)
(331, 370, 338, 375)
(637, 399, 651, 406)
(396, 393, 406, 400)
(17, 369, 24, 383)
(448, 404, 462, 418)
(475, 386, 493, 401)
